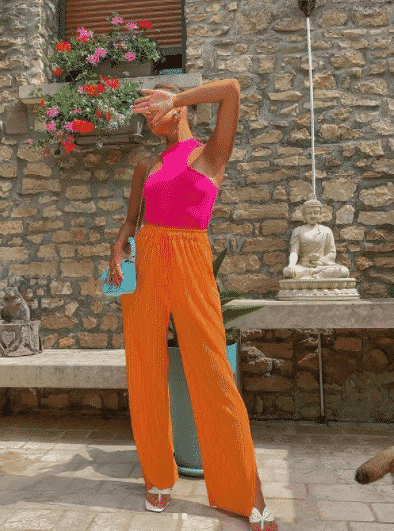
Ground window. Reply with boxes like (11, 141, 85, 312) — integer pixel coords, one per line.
(56, 0, 186, 75)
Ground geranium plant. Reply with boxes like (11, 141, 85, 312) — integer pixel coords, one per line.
(47, 11, 163, 82)
(27, 76, 142, 156)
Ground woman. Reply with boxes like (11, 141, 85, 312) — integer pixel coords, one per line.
(108, 79, 278, 531)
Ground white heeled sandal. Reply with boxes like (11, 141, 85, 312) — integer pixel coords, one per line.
(145, 486, 172, 513)
(249, 506, 277, 530)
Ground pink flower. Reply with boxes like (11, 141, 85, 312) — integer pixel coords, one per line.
(46, 121, 56, 132)
(77, 27, 93, 39)
(124, 52, 136, 62)
(87, 54, 100, 65)
(64, 122, 74, 131)
(125, 21, 138, 30)
(46, 107, 58, 117)
(73, 108, 82, 113)
(111, 16, 123, 25)
(27, 139, 34, 145)
(115, 41, 127, 50)
(95, 48, 107, 58)
(67, 135, 74, 141)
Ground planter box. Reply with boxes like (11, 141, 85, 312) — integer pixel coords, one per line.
(94, 60, 153, 78)
(19, 72, 202, 105)
(75, 114, 145, 146)
(0, 320, 42, 357)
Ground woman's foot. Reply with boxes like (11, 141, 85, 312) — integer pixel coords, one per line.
(249, 506, 278, 531)
(251, 472, 278, 530)
(145, 486, 172, 512)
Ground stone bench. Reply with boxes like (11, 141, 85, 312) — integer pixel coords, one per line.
(1, 299, 393, 392)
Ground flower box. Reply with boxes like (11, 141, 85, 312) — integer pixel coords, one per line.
(94, 59, 153, 79)
(75, 113, 145, 146)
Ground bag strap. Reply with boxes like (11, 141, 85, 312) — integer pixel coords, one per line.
(135, 153, 154, 235)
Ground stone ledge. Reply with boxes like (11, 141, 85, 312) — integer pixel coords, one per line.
(19, 72, 203, 104)
(0, 349, 128, 389)
(1, 299, 393, 389)
(224, 298, 394, 329)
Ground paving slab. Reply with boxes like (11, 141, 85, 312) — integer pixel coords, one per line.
(0, 416, 393, 531)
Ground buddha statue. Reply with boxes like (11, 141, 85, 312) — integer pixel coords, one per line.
(283, 195, 349, 280)
(278, 195, 360, 300)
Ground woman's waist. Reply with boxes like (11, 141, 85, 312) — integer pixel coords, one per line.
(140, 223, 208, 234)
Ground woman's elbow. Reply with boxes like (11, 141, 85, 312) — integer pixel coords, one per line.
(229, 78, 241, 93)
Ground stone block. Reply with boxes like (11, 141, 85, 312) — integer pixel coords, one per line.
(334, 337, 362, 351)
(4, 102, 28, 134)
(0, 321, 42, 357)
(41, 393, 69, 409)
(297, 372, 319, 391)
(244, 374, 292, 392)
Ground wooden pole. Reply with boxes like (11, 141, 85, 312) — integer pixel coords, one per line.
(355, 445, 394, 484)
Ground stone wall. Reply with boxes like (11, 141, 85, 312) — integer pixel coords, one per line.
(2, 328, 394, 422)
(241, 328, 394, 422)
(185, 0, 394, 300)
(1, 0, 394, 421)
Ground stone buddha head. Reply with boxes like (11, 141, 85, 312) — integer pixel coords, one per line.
(301, 195, 322, 226)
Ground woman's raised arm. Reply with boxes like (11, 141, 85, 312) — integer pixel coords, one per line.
(173, 79, 240, 173)
(133, 79, 241, 174)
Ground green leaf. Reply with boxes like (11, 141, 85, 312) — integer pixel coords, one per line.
(212, 246, 228, 279)
(222, 305, 265, 327)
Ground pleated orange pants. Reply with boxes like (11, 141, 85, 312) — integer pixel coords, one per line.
(120, 223, 257, 518)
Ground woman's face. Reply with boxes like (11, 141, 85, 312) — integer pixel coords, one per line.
(144, 107, 187, 137)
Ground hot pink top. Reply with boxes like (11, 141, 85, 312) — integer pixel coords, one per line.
(142, 138, 219, 230)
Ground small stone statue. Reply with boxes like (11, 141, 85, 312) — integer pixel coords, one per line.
(0, 287, 30, 322)
(283, 195, 349, 280)
(278, 194, 360, 300)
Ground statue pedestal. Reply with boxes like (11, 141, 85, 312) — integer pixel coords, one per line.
(277, 278, 360, 301)
(0, 320, 42, 357)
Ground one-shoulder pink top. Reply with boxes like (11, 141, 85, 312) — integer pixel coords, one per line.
(142, 138, 219, 230)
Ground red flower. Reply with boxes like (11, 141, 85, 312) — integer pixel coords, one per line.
(75, 35, 89, 42)
(55, 41, 71, 52)
(60, 139, 77, 153)
(81, 83, 106, 96)
(138, 19, 153, 31)
(99, 75, 120, 90)
(53, 68, 64, 77)
(72, 120, 95, 133)
(105, 111, 112, 121)
(39, 98, 45, 107)
(96, 109, 102, 118)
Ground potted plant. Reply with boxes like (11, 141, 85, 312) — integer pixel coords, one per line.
(47, 11, 164, 83)
(168, 245, 265, 477)
(27, 76, 144, 156)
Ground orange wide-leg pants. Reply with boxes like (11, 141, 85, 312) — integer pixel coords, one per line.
(120, 224, 257, 518)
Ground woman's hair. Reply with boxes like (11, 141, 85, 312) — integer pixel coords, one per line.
(152, 83, 198, 129)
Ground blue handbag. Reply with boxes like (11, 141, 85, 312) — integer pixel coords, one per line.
(101, 154, 153, 297)
(100, 237, 138, 296)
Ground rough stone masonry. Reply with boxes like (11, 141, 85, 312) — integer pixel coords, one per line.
(1, 0, 394, 421)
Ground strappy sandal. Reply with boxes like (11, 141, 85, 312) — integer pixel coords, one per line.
(249, 506, 278, 531)
(145, 486, 172, 512)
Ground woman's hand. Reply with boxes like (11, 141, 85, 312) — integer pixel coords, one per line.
(107, 247, 129, 287)
(132, 89, 177, 125)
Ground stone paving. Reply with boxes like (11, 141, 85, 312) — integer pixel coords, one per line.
(0, 415, 393, 530)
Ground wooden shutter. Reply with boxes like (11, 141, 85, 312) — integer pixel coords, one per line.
(64, 0, 182, 51)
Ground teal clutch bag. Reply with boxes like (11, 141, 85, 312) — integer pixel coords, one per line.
(101, 237, 137, 296)
(101, 153, 153, 297)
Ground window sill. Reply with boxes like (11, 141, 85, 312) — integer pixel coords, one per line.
(19, 72, 203, 105)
